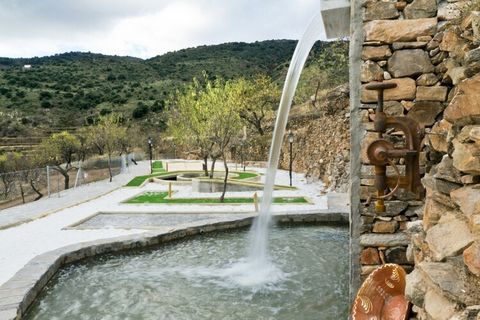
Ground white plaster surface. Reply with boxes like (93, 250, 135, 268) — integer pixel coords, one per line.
(0, 160, 339, 286)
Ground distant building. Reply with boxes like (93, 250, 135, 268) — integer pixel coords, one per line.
(23, 64, 32, 70)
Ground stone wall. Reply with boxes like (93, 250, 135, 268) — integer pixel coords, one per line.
(353, 0, 480, 316)
(403, 6, 480, 320)
(357, 6, 439, 284)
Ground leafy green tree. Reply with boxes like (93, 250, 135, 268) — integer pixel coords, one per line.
(238, 74, 280, 136)
(41, 131, 80, 190)
(168, 76, 243, 201)
(203, 79, 243, 201)
(89, 113, 126, 182)
(167, 78, 214, 177)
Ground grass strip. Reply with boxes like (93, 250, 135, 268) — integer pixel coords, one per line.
(231, 172, 258, 180)
(152, 161, 163, 169)
(125, 192, 308, 204)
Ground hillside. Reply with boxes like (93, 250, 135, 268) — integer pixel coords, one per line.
(0, 40, 347, 150)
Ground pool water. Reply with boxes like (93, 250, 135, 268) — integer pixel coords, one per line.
(26, 226, 348, 320)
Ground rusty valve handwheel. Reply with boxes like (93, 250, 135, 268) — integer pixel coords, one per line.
(367, 140, 393, 166)
(366, 139, 401, 200)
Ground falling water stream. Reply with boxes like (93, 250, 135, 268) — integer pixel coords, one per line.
(223, 13, 326, 286)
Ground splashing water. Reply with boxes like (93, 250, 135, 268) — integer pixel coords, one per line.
(225, 13, 326, 287)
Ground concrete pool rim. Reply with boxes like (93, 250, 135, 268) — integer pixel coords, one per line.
(0, 211, 348, 320)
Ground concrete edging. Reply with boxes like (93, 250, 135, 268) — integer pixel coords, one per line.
(0, 212, 347, 319)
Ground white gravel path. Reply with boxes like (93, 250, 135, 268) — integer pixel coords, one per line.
(0, 160, 334, 286)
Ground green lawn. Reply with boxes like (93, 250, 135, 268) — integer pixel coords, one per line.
(125, 192, 308, 204)
(231, 172, 258, 180)
(152, 161, 165, 173)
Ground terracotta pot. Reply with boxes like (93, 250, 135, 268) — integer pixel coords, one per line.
(352, 264, 409, 320)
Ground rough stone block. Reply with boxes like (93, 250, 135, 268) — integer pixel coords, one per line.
(360, 233, 410, 247)
(361, 60, 384, 83)
(362, 45, 392, 61)
(361, 78, 416, 103)
(360, 247, 381, 265)
(438, 1, 465, 21)
(429, 120, 452, 153)
(465, 47, 480, 66)
(387, 49, 434, 78)
(447, 67, 467, 85)
(416, 86, 448, 102)
(450, 185, 480, 216)
(422, 174, 462, 195)
(416, 73, 438, 86)
(384, 101, 404, 116)
(452, 139, 480, 175)
(385, 246, 409, 264)
(364, 18, 437, 43)
(405, 268, 427, 306)
(404, 0, 437, 19)
(464, 242, 480, 276)
(373, 220, 399, 233)
(407, 101, 444, 127)
(392, 41, 428, 50)
(363, 1, 400, 21)
(424, 289, 457, 320)
(444, 74, 480, 126)
(423, 196, 452, 230)
(433, 155, 462, 184)
(418, 261, 476, 304)
(425, 217, 474, 261)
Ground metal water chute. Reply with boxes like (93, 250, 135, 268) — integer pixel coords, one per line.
(320, 0, 350, 39)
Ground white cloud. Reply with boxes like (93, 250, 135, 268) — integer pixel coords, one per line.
(0, 0, 322, 59)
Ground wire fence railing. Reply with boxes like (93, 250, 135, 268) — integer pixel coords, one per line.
(0, 153, 141, 210)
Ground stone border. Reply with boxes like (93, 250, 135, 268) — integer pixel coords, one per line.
(0, 212, 347, 319)
(64, 208, 333, 230)
(63, 211, 255, 230)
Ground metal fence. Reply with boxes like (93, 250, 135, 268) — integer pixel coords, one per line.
(0, 154, 139, 210)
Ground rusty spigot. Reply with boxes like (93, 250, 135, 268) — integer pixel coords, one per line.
(365, 82, 425, 213)
(366, 82, 397, 213)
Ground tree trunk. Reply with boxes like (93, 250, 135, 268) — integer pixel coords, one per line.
(30, 180, 43, 201)
(220, 154, 229, 202)
(209, 157, 217, 179)
(19, 182, 25, 204)
(64, 173, 70, 190)
(108, 154, 113, 182)
(203, 156, 209, 177)
(53, 165, 70, 190)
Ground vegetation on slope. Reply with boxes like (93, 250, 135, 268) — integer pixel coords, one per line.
(0, 40, 346, 137)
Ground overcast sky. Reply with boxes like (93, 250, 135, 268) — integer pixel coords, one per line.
(0, 0, 324, 59)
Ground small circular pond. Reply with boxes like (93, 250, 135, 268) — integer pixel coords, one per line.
(26, 226, 348, 319)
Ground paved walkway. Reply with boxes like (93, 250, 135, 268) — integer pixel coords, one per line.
(0, 161, 348, 286)
(0, 162, 149, 230)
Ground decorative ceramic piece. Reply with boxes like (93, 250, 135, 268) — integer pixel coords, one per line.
(352, 264, 409, 320)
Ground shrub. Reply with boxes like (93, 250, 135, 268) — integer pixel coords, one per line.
(132, 103, 149, 118)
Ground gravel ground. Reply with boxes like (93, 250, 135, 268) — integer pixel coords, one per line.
(0, 160, 341, 286)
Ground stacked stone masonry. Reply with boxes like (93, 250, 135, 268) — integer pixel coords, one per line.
(359, 0, 480, 318)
